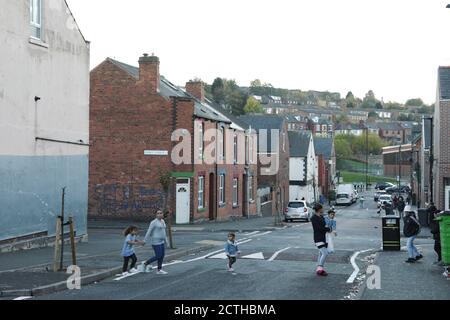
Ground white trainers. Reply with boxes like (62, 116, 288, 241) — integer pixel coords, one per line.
(145, 265, 153, 273)
(137, 263, 145, 273)
(121, 271, 129, 276)
(129, 268, 139, 274)
(156, 270, 168, 275)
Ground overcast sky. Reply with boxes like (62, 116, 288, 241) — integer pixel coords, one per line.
(66, 0, 450, 104)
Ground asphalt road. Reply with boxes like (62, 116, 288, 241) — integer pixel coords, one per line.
(33, 195, 382, 300)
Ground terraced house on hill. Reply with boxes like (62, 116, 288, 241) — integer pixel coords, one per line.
(89, 55, 258, 223)
(0, 0, 90, 249)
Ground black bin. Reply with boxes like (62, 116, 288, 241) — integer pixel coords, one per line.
(417, 209, 429, 227)
(382, 216, 401, 251)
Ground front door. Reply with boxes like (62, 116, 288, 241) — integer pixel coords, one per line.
(242, 175, 248, 217)
(176, 179, 190, 224)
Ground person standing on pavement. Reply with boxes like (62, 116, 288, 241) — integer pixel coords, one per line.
(429, 208, 443, 265)
(311, 203, 331, 276)
(224, 232, 241, 272)
(403, 206, 423, 263)
(142, 210, 169, 275)
(359, 196, 365, 209)
(397, 196, 406, 218)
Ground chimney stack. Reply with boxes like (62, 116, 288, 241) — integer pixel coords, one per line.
(138, 53, 160, 93)
(185, 81, 205, 102)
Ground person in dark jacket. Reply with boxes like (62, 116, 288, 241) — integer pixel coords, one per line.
(310, 203, 331, 276)
(403, 206, 422, 263)
(429, 208, 443, 265)
(397, 197, 406, 218)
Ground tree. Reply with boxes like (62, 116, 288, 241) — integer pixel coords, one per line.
(244, 96, 264, 114)
(346, 91, 355, 100)
(418, 105, 432, 114)
(211, 78, 225, 104)
(405, 98, 424, 107)
(368, 111, 379, 119)
(250, 79, 262, 87)
(334, 136, 352, 158)
(385, 101, 403, 110)
(335, 114, 349, 124)
(361, 90, 379, 109)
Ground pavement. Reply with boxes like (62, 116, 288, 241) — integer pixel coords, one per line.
(1, 192, 449, 300)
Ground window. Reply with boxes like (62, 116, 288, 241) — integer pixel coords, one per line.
(198, 122, 204, 160)
(233, 134, 238, 164)
(219, 174, 225, 205)
(233, 178, 239, 207)
(249, 176, 254, 201)
(198, 176, 204, 209)
(30, 0, 42, 39)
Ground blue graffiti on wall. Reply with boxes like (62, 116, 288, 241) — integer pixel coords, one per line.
(93, 184, 165, 216)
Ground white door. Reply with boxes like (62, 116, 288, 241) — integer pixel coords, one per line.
(176, 181, 190, 224)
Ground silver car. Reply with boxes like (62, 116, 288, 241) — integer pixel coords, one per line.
(284, 201, 311, 222)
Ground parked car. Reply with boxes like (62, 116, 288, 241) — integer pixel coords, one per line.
(375, 182, 395, 191)
(377, 194, 393, 208)
(284, 201, 311, 222)
(374, 190, 387, 202)
(385, 185, 411, 195)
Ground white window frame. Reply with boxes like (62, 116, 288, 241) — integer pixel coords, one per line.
(233, 178, 239, 207)
(219, 126, 225, 160)
(219, 174, 225, 205)
(30, 0, 42, 40)
(198, 176, 204, 209)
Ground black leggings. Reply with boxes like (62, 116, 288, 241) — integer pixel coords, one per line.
(123, 254, 137, 272)
(435, 240, 442, 261)
(228, 256, 237, 268)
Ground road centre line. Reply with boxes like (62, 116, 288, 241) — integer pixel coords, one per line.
(346, 248, 376, 284)
(268, 247, 291, 262)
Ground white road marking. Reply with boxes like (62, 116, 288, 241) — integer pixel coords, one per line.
(244, 231, 259, 236)
(13, 296, 33, 301)
(113, 239, 254, 281)
(268, 247, 291, 262)
(241, 252, 265, 260)
(209, 252, 228, 259)
(346, 248, 375, 284)
(249, 231, 272, 237)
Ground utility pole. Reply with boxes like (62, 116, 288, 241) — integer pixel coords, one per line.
(398, 144, 402, 191)
(365, 128, 369, 191)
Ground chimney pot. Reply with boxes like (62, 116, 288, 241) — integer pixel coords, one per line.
(138, 54, 160, 93)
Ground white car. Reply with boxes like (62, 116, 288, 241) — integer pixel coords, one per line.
(284, 201, 312, 222)
(336, 193, 352, 206)
(377, 194, 392, 208)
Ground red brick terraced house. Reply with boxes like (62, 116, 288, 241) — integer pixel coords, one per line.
(89, 55, 257, 223)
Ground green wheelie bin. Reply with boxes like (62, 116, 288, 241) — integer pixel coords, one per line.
(437, 214, 450, 265)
